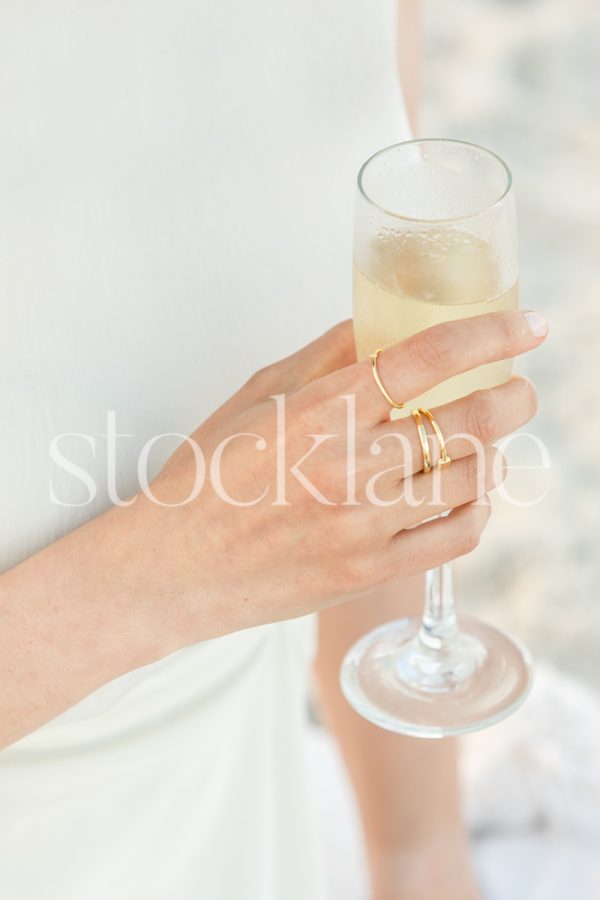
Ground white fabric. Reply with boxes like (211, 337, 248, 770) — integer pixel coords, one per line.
(0, 2, 410, 898)
(310, 663, 600, 900)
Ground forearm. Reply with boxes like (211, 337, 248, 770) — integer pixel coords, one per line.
(314, 577, 471, 897)
(0, 500, 175, 750)
(397, 0, 422, 135)
(0, 310, 543, 757)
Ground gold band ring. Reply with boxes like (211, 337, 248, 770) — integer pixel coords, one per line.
(370, 349, 405, 410)
(410, 407, 452, 474)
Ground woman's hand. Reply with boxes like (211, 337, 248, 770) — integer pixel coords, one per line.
(0, 309, 546, 747)
(125, 309, 545, 648)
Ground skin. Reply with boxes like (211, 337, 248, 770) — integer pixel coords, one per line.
(0, 9, 543, 898)
(315, 577, 481, 900)
(317, 8, 496, 897)
(396, 0, 422, 133)
(0, 310, 545, 753)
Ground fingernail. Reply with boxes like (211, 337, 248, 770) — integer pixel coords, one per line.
(522, 311, 548, 339)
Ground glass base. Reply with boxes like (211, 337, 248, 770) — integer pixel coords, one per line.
(340, 615, 533, 738)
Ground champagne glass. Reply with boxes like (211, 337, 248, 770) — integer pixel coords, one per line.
(340, 139, 533, 738)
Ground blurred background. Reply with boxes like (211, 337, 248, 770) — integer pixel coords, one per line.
(423, 0, 600, 688)
(425, 0, 600, 893)
(313, 4, 600, 898)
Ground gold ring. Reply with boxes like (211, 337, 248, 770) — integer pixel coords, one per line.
(370, 349, 405, 410)
(411, 407, 452, 473)
(411, 409, 432, 473)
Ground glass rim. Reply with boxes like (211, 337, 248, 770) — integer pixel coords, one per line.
(357, 138, 513, 225)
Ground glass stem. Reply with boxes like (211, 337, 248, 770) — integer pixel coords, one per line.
(418, 563, 459, 651)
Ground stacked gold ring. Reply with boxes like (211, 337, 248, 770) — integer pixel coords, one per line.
(368, 348, 451, 474)
(411, 407, 452, 473)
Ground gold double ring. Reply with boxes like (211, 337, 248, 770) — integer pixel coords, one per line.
(370, 348, 405, 410)
(411, 407, 452, 474)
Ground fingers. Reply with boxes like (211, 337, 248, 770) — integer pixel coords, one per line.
(367, 375, 537, 481)
(392, 447, 504, 529)
(389, 498, 492, 574)
(336, 309, 547, 424)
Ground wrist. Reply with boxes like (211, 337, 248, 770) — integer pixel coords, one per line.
(88, 495, 186, 670)
(0, 498, 181, 746)
(11, 497, 181, 677)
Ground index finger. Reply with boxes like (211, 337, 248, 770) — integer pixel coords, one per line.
(334, 309, 548, 423)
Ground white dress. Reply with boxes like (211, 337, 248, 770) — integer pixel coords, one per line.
(0, 2, 410, 897)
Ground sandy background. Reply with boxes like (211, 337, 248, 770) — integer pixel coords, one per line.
(422, 0, 600, 689)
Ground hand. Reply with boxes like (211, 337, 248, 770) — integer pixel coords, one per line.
(0, 310, 546, 747)
(121, 309, 545, 648)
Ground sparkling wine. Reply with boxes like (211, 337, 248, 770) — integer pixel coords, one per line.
(341, 140, 531, 739)
(353, 229, 518, 412)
